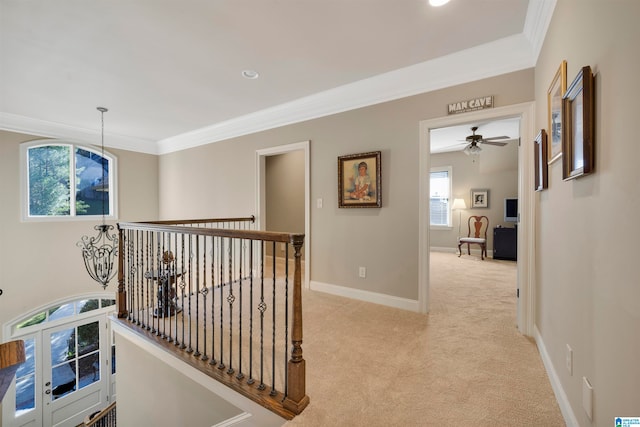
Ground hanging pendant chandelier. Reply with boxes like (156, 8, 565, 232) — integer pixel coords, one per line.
(77, 107, 118, 289)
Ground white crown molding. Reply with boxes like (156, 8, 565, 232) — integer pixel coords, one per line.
(523, 0, 557, 61)
(0, 112, 159, 154)
(158, 32, 537, 154)
(1, 1, 555, 155)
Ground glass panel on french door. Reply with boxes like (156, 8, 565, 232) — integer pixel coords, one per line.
(15, 337, 36, 415)
(49, 321, 100, 401)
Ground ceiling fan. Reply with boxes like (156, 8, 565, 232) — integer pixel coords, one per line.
(461, 126, 510, 155)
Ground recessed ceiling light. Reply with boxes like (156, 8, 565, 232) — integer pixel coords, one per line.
(241, 69, 259, 79)
(429, 0, 450, 6)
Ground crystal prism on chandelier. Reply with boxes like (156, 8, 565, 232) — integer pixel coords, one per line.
(77, 107, 118, 289)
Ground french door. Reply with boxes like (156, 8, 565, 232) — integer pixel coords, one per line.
(42, 316, 109, 426)
(5, 304, 115, 427)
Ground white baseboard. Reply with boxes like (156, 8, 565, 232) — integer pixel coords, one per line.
(309, 280, 419, 312)
(430, 246, 457, 253)
(430, 246, 493, 258)
(534, 325, 579, 427)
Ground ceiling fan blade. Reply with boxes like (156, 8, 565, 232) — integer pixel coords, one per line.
(480, 140, 508, 146)
(482, 135, 510, 140)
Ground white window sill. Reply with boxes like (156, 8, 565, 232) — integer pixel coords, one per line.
(430, 225, 453, 231)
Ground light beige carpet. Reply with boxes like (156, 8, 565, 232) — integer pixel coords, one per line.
(285, 252, 564, 426)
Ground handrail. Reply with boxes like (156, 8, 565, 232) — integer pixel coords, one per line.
(144, 216, 256, 226)
(0, 340, 25, 402)
(83, 401, 116, 427)
(115, 217, 309, 419)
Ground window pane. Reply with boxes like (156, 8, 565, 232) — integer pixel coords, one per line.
(75, 148, 110, 216)
(101, 299, 115, 308)
(48, 303, 75, 322)
(77, 321, 100, 357)
(28, 146, 71, 216)
(51, 327, 76, 365)
(51, 364, 76, 400)
(111, 344, 116, 375)
(78, 353, 100, 389)
(77, 299, 99, 313)
(16, 312, 46, 329)
(15, 338, 36, 414)
(430, 170, 450, 226)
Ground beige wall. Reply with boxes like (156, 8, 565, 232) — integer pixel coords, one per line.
(0, 130, 159, 336)
(430, 144, 518, 251)
(116, 334, 243, 426)
(158, 69, 533, 301)
(265, 151, 305, 259)
(535, 0, 640, 424)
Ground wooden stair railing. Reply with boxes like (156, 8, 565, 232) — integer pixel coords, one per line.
(83, 402, 116, 427)
(0, 340, 26, 402)
(115, 217, 309, 419)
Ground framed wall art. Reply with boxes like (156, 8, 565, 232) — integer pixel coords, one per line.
(338, 151, 381, 208)
(534, 129, 548, 191)
(547, 60, 567, 164)
(562, 65, 594, 181)
(470, 189, 489, 208)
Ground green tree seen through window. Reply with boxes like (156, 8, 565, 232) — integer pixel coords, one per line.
(26, 144, 111, 217)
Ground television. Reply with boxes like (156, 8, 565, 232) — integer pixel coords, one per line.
(504, 198, 518, 223)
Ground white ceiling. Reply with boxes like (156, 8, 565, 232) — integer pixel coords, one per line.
(0, 0, 554, 154)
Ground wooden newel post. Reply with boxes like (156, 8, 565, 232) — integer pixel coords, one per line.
(283, 234, 310, 414)
(116, 226, 128, 318)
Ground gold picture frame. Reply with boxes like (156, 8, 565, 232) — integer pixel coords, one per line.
(338, 151, 382, 208)
(547, 60, 567, 164)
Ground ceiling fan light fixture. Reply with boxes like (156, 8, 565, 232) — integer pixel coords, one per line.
(464, 144, 482, 156)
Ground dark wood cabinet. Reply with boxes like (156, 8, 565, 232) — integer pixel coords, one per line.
(493, 227, 517, 261)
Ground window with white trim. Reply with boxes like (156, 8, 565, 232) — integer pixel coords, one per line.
(21, 141, 117, 221)
(430, 166, 452, 227)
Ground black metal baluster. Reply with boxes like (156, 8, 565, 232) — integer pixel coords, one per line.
(154, 231, 161, 335)
(227, 237, 235, 375)
(187, 234, 193, 353)
(179, 234, 186, 349)
(236, 238, 244, 380)
(258, 241, 266, 391)
(218, 237, 225, 371)
(146, 231, 152, 331)
(194, 235, 201, 357)
(173, 233, 179, 344)
(209, 235, 217, 366)
(271, 241, 277, 396)
(200, 237, 209, 361)
(247, 240, 255, 386)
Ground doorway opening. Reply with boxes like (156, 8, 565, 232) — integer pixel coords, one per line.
(419, 103, 535, 335)
(255, 141, 310, 289)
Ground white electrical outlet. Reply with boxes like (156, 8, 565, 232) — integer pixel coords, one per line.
(317, 198, 323, 208)
(566, 344, 573, 375)
(358, 267, 366, 278)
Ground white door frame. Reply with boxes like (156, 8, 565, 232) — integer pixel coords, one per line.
(418, 102, 536, 335)
(255, 140, 310, 289)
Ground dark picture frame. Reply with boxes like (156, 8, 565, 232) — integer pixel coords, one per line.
(534, 129, 548, 191)
(338, 151, 382, 208)
(562, 66, 595, 181)
(470, 189, 489, 208)
(547, 60, 567, 164)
